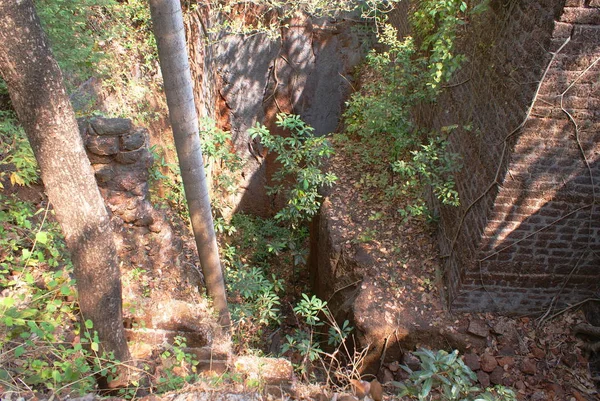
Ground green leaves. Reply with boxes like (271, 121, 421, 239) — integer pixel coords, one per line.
(0, 112, 40, 188)
(249, 114, 337, 229)
(35, 231, 49, 245)
(342, 0, 485, 220)
(394, 349, 516, 401)
(293, 293, 327, 326)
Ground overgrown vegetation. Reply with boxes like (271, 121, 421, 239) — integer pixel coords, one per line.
(249, 113, 337, 228)
(393, 349, 516, 401)
(0, 111, 39, 188)
(34, 0, 160, 120)
(0, 0, 517, 398)
(199, 0, 400, 39)
(0, 114, 123, 394)
(342, 1, 488, 219)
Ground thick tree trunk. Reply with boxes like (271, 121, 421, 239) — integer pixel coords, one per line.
(149, 0, 231, 328)
(0, 0, 132, 376)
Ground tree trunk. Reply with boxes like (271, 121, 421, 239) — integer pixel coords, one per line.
(0, 0, 132, 379)
(149, 0, 231, 328)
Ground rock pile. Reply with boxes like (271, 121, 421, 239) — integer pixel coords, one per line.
(78, 116, 177, 270)
(79, 116, 230, 374)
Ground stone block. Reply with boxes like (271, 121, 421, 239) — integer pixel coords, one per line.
(121, 128, 147, 151)
(90, 117, 132, 136)
(560, 7, 600, 24)
(87, 153, 114, 164)
(86, 135, 119, 156)
(115, 148, 147, 165)
(93, 164, 115, 184)
(234, 356, 293, 385)
(552, 21, 573, 39)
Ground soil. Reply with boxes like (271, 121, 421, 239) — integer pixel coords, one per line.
(316, 135, 600, 400)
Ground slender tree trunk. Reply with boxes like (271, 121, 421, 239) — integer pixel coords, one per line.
(0, 0, 132, 379)
(149, 0, 230, 328)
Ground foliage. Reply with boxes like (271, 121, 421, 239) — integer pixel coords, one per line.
(217, 214, 289, 349)
(199, 0, 399, 39)
(282, 294, 353, 379)
(249, 114, 337, 229)
(227, 213, 307, 269)
(199, 118, 244, 214)
(35, 0, 114, 87)
(224, 256, 283, 348)
(35, 0, 160, 120)
(392, 136, 462, 218)
(148, 144, 189, 220)
(342, 0, 490, 218)
(393, 349, 516, 401)
(155, 336, 200, 392)
(0, 111, 39, 188)
(149, 120, 243, 221)
(0, 191, 128, 394)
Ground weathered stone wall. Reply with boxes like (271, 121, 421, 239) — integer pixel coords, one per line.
(426, 0, 600, 313)
(187, 14, 371, 217)
(79, 116, 178, 270)
(80, 116, 232, 371)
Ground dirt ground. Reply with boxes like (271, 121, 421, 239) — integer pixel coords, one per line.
(318, 136, 600, 401)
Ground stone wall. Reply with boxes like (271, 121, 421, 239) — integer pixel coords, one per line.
(80, 116, 231, 370)
(427, 0, 600, 313)
(187, 12, 371, 217)
(79, 116, 179, 271)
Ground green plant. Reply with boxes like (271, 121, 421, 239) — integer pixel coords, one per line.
(282, 294, 353, 380)
(156, 336, 199, 392)
(148, 144, 189, 219)
(199, 118, 243, 214)
(227, 213, 304, 269)
(0, 111, 39, 188)
(0, 189, 135, 395)
(35, 0, 115, 88)
(201, 0, 399, 39)
(412, 0, 489, 89)
(249, 114, 337, 229)
(223, 254, 283, 349)
(341, 0, 489, 218)
(393, 349, 516, 401)
(392, 136, 462, 218)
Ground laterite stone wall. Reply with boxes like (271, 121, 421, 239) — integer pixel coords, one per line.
(421, 0, 600, 313)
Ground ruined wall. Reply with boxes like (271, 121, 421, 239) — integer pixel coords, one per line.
(80, 117, 232, 369)
(188, 14, 371, 216)
(429, 0, 600, 313)
(79, 116, 178, 271)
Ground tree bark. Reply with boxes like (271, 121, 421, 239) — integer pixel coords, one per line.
(0, 0, 132, 377)
(149, 0, 231, 328)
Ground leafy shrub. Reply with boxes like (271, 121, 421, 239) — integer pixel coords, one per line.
(148, 144, 189, 219)
(222, 247, 283, 349)
(36, 0, 115, 87)
(282, 294, 353, 380)
(202, 0, 399, 38)
(342, 0, 490, 218)
(0, 192, 128, 395)
(0, 111, 39, 188)
(249, 114, 337, 229)
(155, 336, 199, 393)
(227, 213, 307, 269)
(394, 349, 516, 401)
(199, 118, 244, 214)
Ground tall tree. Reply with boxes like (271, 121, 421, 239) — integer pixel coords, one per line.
(149, 0, 231, 328)
(0, 0, 132, 382)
